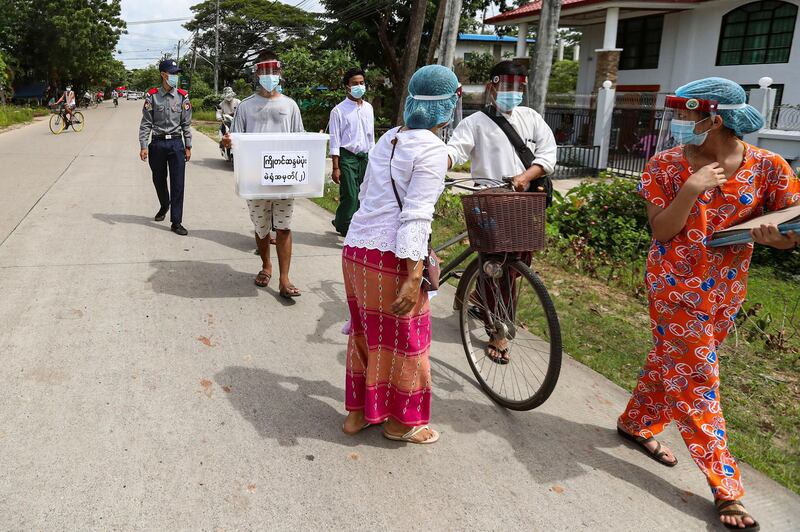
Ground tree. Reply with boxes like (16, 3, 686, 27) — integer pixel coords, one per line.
(0, 0, 125, 88)
(464, 52, 494, 83)
(320, 0, 492, 123)
(184, 0, 320, 89)
(528, 0, 561, 113)
(548, 60, 579, 93)
(128, 65, 160, 92)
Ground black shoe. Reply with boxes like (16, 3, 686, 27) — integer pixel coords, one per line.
(155, 208, 168, 221)
(171, 224, 188, 236)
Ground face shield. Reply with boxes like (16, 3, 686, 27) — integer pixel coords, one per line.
(437, 84, 463, 142)
(256, 60, 282, 92)
(656, 96, 730, 152)
(487, 74, 527, 112)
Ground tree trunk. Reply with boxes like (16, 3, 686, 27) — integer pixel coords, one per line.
(395, 0, 428, 124)
(437, 0, 463, 69)
(528, 0, 562, 113)
(425, 0, 448, 65)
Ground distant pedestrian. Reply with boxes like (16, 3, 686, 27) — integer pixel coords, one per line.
(138, 59, 192, 236)
(221, 50, 304, 298)
(618, 77, 800, 532)
(341, 65, 459, 444)
(329, 67, 374, 236)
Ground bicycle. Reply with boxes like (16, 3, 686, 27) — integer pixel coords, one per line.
(49, 104, 85, 135)
(435, 178, 562, 411)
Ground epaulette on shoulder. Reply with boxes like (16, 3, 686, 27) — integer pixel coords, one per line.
(177, 88, 188, 97)
(146, 88, 159, 95)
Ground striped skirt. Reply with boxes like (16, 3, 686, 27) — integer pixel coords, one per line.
(342, 246, 432, 426)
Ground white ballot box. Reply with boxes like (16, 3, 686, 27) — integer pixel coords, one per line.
(231, 132, 330, 199)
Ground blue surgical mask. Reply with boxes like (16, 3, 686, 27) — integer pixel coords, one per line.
(495, 91, 523, 112)
(166, 74, 179, 88)
(350, 84, 366, 99)
(259, 74, 280, 92)
(670, 117, 710, 146)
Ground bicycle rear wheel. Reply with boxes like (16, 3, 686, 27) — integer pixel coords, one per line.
(49, 114, 65, 134)
(458, 257, 562, 410)
(71, 112, 85, 132)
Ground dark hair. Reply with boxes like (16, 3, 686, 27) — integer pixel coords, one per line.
(342, 68, 365, 87)
(255, 49, 279, 63)
(489, 60, 527, 80)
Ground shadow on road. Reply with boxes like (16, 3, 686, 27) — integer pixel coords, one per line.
(93, 213, 256, 253)
(147, 260, 259, 299)
(191, 156, 234, 172)
(214, 365, 715, 524)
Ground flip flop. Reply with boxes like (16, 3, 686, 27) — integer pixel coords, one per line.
(617, 426, 678, 467)
(486, 343, 510, 365)
(383, 425, 440, 445)
(279, 285, 301, 299)
(254, 271, 271, 287)
(716, 500, 760, 531)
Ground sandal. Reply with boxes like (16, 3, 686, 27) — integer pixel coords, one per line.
(486, 343, 510, 365)
(617, 426, 678, 467)
(254, 271, 271, 287)
(279, 285, 301, 299)
(383, 425, 440, 445)
(716, 499, 760, 531)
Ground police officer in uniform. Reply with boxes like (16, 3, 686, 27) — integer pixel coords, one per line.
(138, 59, 192, 236)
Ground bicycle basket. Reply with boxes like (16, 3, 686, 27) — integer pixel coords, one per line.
(461, 190, 547, 252)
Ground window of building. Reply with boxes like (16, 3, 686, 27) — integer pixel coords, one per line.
(717, 1, 797, 65)
(617, 15, 664, 70)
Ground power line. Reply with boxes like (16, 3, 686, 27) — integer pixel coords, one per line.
(126, 17, 192, 25)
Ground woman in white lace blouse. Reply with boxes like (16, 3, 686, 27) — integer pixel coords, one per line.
(341, 65, 459, 444)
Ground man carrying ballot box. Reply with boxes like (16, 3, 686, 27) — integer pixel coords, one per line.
(222, 50, 303, 298)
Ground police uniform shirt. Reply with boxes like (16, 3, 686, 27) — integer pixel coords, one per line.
(138, 87, 193, 149)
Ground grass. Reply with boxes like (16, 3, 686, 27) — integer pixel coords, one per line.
(310, 183, 800, 494)
(194, 120, 220, 141)
(0, 105, 35, 128)
(193, 109, 218, 122)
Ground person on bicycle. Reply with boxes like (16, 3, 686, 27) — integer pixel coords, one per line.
(446, 61, 557, 363)
(340, 65, 459, 444)
(111, 89, 119, 106)
(218, 86, 239, 136)
(446, 60, 557, 191)
(55, 86, 76, 120)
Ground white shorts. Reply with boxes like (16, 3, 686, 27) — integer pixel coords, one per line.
(247, 199, 294, 239)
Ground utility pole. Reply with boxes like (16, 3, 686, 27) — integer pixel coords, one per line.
(437, 0, 463, 69)
(176, 40, 182, 63)
(214, 0, 220, 93)
(528, 0, 562, 113)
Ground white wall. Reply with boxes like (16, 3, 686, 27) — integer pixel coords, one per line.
(575, 0, 800, 103)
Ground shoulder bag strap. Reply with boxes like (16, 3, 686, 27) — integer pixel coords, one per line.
(388, 135, 403, 210)
(481, 105, 535, 169)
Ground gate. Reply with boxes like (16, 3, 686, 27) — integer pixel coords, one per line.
(606, 92, 666, 176)
(544, 93, 599, 178)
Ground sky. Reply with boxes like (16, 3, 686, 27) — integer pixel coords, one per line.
(116, 0, 500, 70)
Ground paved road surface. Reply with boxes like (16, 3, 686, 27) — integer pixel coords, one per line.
(0, 101, 797, 530)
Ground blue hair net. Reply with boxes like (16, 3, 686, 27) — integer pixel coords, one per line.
(403, 65, 459, 130)
(675, 77, 764, 137)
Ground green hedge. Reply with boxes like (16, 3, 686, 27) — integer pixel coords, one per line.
(0, 106, 34, 128)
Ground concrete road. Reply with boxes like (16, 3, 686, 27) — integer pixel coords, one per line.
(0, 101, 797, 530)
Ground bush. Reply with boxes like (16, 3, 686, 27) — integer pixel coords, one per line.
(0, 105, 34, 128)
(550, 177, 651, 261)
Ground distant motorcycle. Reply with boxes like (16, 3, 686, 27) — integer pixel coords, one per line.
(217, 107, 234, 167)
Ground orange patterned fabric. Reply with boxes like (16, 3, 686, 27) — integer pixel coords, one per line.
(620, 144, 800, 501)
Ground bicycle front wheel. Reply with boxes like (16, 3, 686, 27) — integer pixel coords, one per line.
(458, 257, 562, 410)
(49, 114, 65, 134)
(71, 112, 85, 132)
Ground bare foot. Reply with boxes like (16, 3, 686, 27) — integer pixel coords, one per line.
(342, 411, 369, 435)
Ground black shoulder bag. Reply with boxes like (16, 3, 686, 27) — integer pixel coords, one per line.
(480, 105, 553, 206)
(388, 136, 441, 292)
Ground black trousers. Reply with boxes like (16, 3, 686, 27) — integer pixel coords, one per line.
(148, 138, 186, 224)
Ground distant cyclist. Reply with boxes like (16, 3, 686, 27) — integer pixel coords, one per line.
(55, 86, 76, 120)
(111, 89, 119, 107)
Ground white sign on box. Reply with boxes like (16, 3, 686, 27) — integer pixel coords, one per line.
(261, 151, 310, 186)
(231, 132, 329, 200)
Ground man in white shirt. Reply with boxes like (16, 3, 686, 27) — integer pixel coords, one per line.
(329, 68, 375, 236)
(446, 61, 557, 191)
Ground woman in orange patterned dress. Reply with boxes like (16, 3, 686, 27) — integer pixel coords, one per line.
(617, 77, 800, 531)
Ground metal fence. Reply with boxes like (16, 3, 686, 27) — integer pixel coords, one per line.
(606, 92, 667, 176)
(553, 145, 600, 178)
(770, 104, 800, 131)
